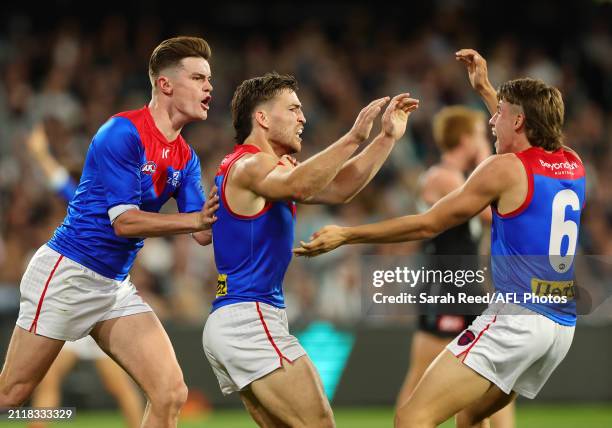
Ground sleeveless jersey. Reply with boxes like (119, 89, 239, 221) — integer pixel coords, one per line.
(211, 145, 296, 312)
(491, 146, 585, 326)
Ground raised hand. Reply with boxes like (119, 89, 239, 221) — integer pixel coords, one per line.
(349, 97, 390, 143)
(381, 93, 420, 141)
(455, 49, 491, 92)
(25, 123, 51, 158)
(198, 186, 219, 230)
(293, 225, 348, 257)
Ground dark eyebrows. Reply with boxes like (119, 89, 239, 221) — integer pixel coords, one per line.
(191, 72, 211, 79)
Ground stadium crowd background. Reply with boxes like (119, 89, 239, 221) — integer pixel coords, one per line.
(0, 0, 611, 409)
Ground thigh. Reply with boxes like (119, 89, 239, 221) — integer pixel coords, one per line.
(90, 312, 182, 395)
(249, 355, 332, 427)
(397, 350, 492, 426)
(0, 327, 65, 402)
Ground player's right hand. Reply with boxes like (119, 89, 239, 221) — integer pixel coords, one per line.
(348, 97, 389, 143)
(455, 49, 491, 92)
(198, 186, 219, 230)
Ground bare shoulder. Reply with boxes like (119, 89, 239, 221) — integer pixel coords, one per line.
(468, 153, 523, 186)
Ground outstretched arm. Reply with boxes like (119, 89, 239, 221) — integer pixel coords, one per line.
(456, 49, 498, 116)
(235, 97, 389, 202)
(303, 94, 419, 204)
(294, 155, 516, 257)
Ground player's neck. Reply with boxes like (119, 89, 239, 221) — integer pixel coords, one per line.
(242, 135, 289, 159)
(148, 100, 183, 142)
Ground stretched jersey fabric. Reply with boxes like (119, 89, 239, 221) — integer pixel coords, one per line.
(48, 106, 206, 280)
(491, 146, 585, 326)
(211, 145, 296, 312)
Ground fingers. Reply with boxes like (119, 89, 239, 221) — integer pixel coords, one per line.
(208, 185, 218, 200)
(362, 96, 390, 121)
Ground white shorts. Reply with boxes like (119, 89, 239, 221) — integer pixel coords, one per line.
(446, 302, 574, 399)
(63, 336, 107, 360)
(203, 301, 307, 395)
(17, 245, 152, 341)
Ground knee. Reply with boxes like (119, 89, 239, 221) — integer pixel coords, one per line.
(394, 406, 431, 428)
(148, 376, 188, 413)
(311, 407, 334, 428)
(0, 381, 36, 406)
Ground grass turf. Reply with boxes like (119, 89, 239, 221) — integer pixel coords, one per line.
(1, 404, 611, 427)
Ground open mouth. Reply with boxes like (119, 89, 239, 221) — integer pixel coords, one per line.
(201, 96, 212, 110)
(296, 128, 303, 140)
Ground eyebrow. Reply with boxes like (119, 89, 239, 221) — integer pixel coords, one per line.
(191, 72, 211, 78)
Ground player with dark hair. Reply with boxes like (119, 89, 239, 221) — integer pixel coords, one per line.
(203, 72, 419, 427)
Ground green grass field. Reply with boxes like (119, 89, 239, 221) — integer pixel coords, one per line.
(1, 405, 611, 427)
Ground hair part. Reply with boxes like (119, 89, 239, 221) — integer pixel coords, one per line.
(149, 36, 211, 87)
(432, 106, 485, 152)
(231, 72, 299, 144)
(497, 78, 564, 150)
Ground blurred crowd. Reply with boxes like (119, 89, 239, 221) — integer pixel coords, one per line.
(1, 2, 611, 330)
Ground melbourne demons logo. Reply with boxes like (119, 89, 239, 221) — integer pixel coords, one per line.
(457, 330, 475, 346)
(141, 161, 157, 175)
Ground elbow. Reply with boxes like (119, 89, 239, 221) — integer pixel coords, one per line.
(113, 220, 129, 237)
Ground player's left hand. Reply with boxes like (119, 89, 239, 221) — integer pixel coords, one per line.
(293, 225, 348, 257)
(381, 93, 419, 141)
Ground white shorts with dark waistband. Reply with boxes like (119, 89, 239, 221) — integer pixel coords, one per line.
(203, 301, 307, 395)
(446, 302, 574, 399)
(17, 244, 152, 341)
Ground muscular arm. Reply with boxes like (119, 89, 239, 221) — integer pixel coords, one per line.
(301, 132, 396, 204)
(235, 97, 389, 201)
(294, 155, 517, 256)
(303, 94, 419, 204)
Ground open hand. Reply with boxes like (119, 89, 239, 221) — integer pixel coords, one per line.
(349, 97, 390, 143)
(293, 225, 348, 257)
(455, 49, 491, 92)
(381, 93, 419, 140)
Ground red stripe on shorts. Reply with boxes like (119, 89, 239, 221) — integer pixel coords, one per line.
(28, 255, 64, 334)
(456, 315, 497, 363)
(256, 302, 292, 366)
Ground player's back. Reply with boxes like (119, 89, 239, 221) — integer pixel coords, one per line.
(211, 145, 296, 312)
(491, 146, 585, 326)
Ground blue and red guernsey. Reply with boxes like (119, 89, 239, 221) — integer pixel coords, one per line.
(211, 145, 296, 312)
(491, 146, 585, 326)
(48, 106, 205, 280)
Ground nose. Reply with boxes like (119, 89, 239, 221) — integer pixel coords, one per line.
(488, 113, 497, 127)
(204, 79, 213, 93)
(298, 112, 306, 124)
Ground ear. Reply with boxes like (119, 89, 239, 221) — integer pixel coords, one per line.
(157, 76, 173, 96)
(254, 110, 269, 130)
(514, 113, 525, 131)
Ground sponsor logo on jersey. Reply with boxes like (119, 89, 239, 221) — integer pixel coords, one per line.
(457, 330, 475, 346)
(167, 171, 182, 187)
(141, 161, 157, 175)
(216, 274, 228, 297)
(531, 278, 575, 300)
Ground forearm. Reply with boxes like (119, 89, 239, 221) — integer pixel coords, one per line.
(344, 213, 437, 245)
(478, 83, 498, 116)
(326, 133, 395, 202)
(114, 210, 203, 238)
(288, 133, 361, 198)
